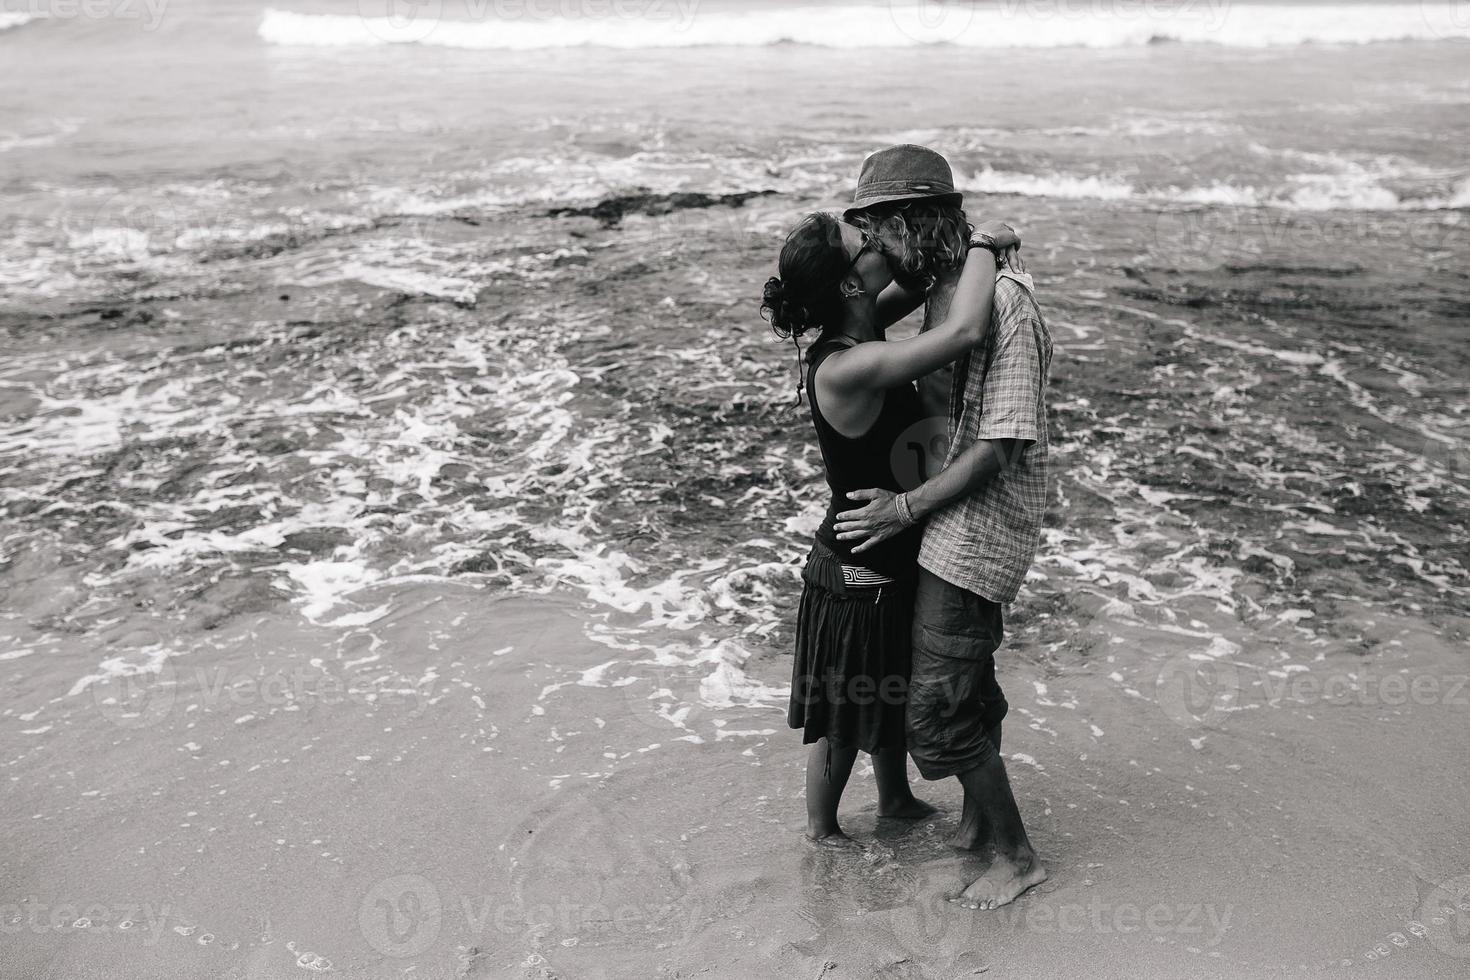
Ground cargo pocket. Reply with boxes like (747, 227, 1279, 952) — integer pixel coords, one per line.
(914, 622, 998, 663)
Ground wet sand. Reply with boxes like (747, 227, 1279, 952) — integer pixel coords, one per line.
(4, 580, 1468, 979)
(3, 190, 1469, 977)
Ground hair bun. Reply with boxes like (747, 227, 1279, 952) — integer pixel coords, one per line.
(761, 275, 813, 338)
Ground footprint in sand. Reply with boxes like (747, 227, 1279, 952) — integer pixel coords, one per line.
(295, 952, 333, 972)
(1354, 874, 1470, 965)
(286, 939, 334, 972)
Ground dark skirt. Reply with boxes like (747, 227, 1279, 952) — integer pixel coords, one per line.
(789, 539, 916, 753)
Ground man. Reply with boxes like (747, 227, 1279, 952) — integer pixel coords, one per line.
(836, 144, 1053, 911)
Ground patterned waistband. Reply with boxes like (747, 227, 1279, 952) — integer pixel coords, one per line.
(841, 564, 896, 587)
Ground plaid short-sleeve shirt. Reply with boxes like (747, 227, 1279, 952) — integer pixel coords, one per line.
(918, 271, 1053, 604)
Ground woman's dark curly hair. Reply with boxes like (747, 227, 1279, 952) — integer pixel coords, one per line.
(760, 212, 850, 342)
(761, 212, 857, 405)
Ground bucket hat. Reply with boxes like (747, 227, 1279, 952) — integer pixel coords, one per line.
(844, 144, 963, 220)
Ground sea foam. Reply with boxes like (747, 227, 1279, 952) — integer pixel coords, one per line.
(960, 167, 1470, 211)
(258, 3, 1470, 50)
(0, 13, 42, 32)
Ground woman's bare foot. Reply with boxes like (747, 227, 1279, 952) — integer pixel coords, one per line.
(948, 822, 989, 851)
(948, 852, 1047, 910)
(805, 823, 861, 848)
(876, 794, 938, 820)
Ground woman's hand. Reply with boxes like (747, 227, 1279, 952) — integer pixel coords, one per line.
(975, 219, 1018, 251)
(834, 489, 908, 554)
(974, 219, 1025, 273)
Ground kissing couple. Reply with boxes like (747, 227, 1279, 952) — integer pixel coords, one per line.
(762, 144, 1053, 911)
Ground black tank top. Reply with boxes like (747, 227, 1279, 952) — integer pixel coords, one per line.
(806, 336, 924, 580)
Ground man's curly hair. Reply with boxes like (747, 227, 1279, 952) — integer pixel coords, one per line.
(850, 200, 971, 292)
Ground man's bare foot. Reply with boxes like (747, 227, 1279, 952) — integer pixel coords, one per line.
(876, 795, 938, 820)
(948, 853, 1047, 910)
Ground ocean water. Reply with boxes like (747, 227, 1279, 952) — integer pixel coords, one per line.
(1, 1, 1468, 730)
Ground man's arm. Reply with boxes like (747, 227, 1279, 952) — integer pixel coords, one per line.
(835, 282, 1044, 552)
(817, 248, 998, 394)
(903, 284, 1043, 518)
(837, 436, 1025, 553)
(903, 436, 1028, 522)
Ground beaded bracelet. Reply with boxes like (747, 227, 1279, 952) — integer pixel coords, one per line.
(895, 492, 916, 527)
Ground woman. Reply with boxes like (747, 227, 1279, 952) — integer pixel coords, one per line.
(761, 211, 1018, 844)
